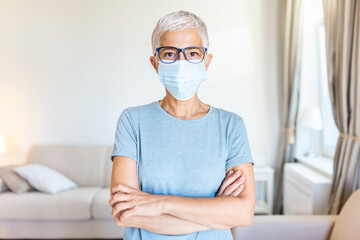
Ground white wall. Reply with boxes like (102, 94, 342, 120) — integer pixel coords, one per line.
(0, 0, 280, 168)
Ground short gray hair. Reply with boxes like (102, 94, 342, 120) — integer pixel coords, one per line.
(151, 10, 209, 55)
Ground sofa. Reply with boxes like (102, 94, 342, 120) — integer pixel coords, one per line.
(0, 145, 126, 239)
(232, 188, 360, 240)
(1, 145, 358, 240)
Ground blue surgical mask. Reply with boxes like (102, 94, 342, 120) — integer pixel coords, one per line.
(158, 60, 207, 101)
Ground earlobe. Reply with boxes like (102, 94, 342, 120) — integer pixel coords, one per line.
(150, 56, 159, 74)
(205, 53, 213, 70)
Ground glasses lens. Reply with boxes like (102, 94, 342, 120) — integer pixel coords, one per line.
(158, 47, 178, 62)
(185, 47, 205, 63)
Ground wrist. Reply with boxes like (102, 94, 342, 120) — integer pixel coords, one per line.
(160, 195, 172, 214)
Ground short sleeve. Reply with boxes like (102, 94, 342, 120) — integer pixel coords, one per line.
(226, 116, 255, 169)
(110, 109, 138, 163)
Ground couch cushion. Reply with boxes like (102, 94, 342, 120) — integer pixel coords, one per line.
(0, 187, 101, 220)
(330, 189, 360, 240)
(233, 215, 337, 240)
(92, 188, 113, 219)
(27, 145, 108, 187)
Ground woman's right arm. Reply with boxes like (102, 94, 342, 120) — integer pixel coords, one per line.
(110, 155, 211, 234)
(110, 156, 245, 235)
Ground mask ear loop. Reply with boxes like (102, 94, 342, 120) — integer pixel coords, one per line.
(154, 51, 161, 64)
(202, 51, 208, 65)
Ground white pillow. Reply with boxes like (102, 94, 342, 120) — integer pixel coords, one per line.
(13, 163, 78, 194)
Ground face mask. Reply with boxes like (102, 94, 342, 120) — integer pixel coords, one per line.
(158, 60, 207, 101)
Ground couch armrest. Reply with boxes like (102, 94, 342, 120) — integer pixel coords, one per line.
(231, 215, 337, 240)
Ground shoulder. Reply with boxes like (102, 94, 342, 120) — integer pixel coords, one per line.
(115, 102, 156, 132)
(120, 101, 156, 118)
(211, 106, 248, 140)
(124, 101, 155, 113)
(211, 105, 244, 124)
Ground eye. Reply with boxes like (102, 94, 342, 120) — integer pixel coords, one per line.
(164, 52, 176, 57)
(186, 48, 203, 59)
(159, 48, 178, 59)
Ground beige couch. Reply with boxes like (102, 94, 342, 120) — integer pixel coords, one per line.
(232, 188, 360, 240)
(0, 145, 126, 239)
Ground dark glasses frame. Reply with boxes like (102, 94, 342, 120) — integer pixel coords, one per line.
(154, 46, 208, 64)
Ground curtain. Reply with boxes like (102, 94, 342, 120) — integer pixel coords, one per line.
(323, 0, 360, 214)
(273, 0, 304, 214)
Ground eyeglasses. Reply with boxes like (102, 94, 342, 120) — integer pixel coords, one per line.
(155, 46, 207, 64)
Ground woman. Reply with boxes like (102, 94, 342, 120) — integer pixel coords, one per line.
(109, 10, 255, 240)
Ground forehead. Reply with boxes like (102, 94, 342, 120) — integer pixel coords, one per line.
(160, 28, 202, 48)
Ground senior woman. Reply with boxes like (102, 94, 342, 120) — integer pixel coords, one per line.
(109, 10, 255, 240)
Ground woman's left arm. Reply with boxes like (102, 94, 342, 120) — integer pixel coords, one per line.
(111, 162, 255, 230)
(163, 162, 255, 229)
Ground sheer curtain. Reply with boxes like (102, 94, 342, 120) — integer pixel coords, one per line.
(323, 0, 360, 214)
(273, 0, 304, 214)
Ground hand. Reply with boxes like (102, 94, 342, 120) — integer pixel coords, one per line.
(216, 170, 246, 197)
(109, 183, 166, 221)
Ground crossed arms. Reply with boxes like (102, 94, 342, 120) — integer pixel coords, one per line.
(109, 156, 255, 235)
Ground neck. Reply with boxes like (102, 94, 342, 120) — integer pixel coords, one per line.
(160, 92, 202, 118)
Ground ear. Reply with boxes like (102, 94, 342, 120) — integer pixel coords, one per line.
(205, 53, 213, 70)
(150, 56, 159, 74)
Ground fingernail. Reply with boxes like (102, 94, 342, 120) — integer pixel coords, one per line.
(228, 170, 233, 174)
(240, 185, 244, 189)
(240, 176, 245, 181)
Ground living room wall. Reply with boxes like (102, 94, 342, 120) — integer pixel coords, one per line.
(0, 0, 280, 168)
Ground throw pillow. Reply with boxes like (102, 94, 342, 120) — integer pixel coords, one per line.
(0, 166, 35, 193)
(0, 177, 10, 192)
(13, 163, 78, 194)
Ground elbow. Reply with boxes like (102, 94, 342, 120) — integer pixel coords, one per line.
(218, 197, 255, 229)
(233, 212, 253, 227)
(233, 200, 255, 227)
(222, 212, 253, 229)
(242, 213, 254, 227)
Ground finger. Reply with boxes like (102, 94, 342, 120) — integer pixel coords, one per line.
(112, 202, 132, 218)
(217, 170, 242, 196)
(111, 183, 129, 195)
(217, 170, 235, 196)
(111, 183, 136, 195)
(109, 192, 131, 207)
(217, 171, 239, 196)
(122, 206, 137, 219)
(114, 209, 128, 226)
(226, 169, 234, 176)
(231, 184, 245, 197)
(223, 176, 245, 196)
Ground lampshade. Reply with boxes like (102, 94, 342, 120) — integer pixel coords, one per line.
(299, 107, 323, 130)
(0, 133, 5, 154)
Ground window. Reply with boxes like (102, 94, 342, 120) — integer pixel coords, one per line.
(315, 19, 339, 158)
(296, 0, 338, 160)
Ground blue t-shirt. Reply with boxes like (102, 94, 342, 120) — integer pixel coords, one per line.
(111, 100, 254, 240)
